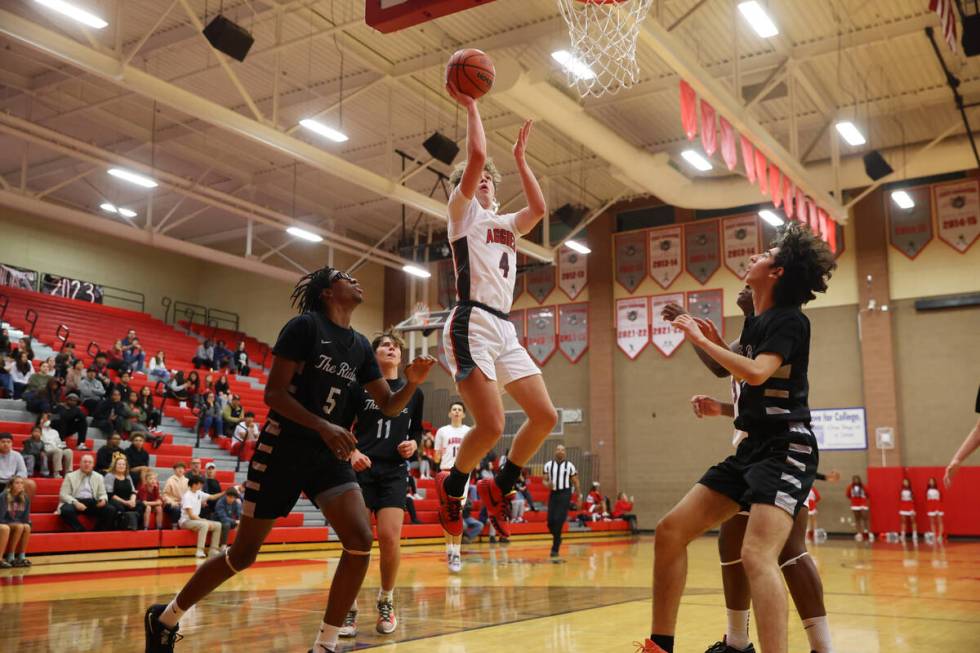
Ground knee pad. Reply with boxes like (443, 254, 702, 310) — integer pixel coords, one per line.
(779, 551, 809, 569)
(342, 546, 372, 557)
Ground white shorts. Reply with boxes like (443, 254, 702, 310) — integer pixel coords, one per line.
(927, 510, 944, 517)
(443, 303, 540, 387)
(850, 506, 869, 512)
(899, 510, 916, 517)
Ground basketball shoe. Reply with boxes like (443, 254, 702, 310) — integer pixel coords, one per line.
(449, 552, 462, 573)
(144, 604, 182, 653)
(705, 639, 756, 652)
(376, 598, 397, 634)
(634, 640, 668, 653)
(436, 471, 463, 536)
(339, 609, 358, 637)
(477, 478, 514, 538)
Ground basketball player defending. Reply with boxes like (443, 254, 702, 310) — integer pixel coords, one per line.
(143, 267, 434, 653)
(341, 330, 425, 636)
(434, 401, 471, 572)
(639, 223, 837, 653)
(436, 83, 558, 541)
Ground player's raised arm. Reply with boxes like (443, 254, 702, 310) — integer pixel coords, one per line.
(364, 356, 436, 418)
(511, 120, 547, 235)
(447, 84, 487, 222)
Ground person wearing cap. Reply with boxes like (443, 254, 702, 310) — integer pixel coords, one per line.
(0, 434, 29, 494)
(52, 392, 90, 450)
(201, 462, 223, 518)
(222, 395, 244, 436)
(78, 367, 106, 413)
(213, 487, 242, 547)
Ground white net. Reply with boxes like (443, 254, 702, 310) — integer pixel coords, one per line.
(556, 0, 653, 98)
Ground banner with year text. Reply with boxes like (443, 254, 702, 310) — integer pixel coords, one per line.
(648, 225, 683, 289)
(614, 230, 648, 292)
(558, 248, 588, 299)
(650, 293, 686, 357)
(722, 214, 760, 279)
(526, 306, 557, 365)
(934, 179, 980, 253)
(558, 303, 589, 363)
(615, 297, 649, 359)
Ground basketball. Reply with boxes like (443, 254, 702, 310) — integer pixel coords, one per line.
(446, 48, 495, 99)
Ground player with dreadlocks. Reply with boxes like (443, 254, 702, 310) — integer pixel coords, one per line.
(144, 266, 435, 653)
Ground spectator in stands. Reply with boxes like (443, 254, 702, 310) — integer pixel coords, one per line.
(58, 454, 116, 532)
(137, 386, 162, 431)
(55, 343, 78, 380)
(180, 474, 223, 558)
(405, 472, 422, 525)
(186, 370, 201, 398)
(92, 388, 124, 435)
(231, 411, 259, 460)
(139, 470, 164, 530)
(0, 328, 9, 355)
(214, 373, 231, 406)
(0, 352, 15, 399)
(189, 458, 203, 477)
(0, 433, 28, 494)
(21, 426, 47, 477)
(222, 394, 244, 436)
(515, 469, 536, 512)
(611, 492, 638, 533)
(117, 398, 149, 441)
(200, 374, 215, 402)
(122, 329, 138, 347)
(213, 340, 233, 370)
(125, 433, 151, 487)
(91, 352, 111, 387)
(148, 351, 170, 383)
(105, 340, 128, 374)
(64, 359, 86, 392)
(111, 371, 133, 401)
(192, 340, 215, 370)
(78, 367, 106, 413)
(123, 338, 146, 373)
(52, 393, 89, 449)
(162, 462, 189, 527)
(24, 374, 60, 414)
(233, 341, 250, 376)
(462, 500, 486, 544)
(419, 433, 436, 480)
(165, 370, 189, 404)
(105, 457, 143, 529)
(16, 337, 34, 362)
(199, 392, 223, 438)
(38, 417, 72, 477)
(0, 475, 31, 567)
(201, 462, 222, 518)
(96, 433, 125, 474)
(577, 482, 608, 526)
(9, 351, 33, 400)
(214, 487, 241, 547)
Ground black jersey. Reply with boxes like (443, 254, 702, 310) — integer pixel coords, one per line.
(269, 311, 382, 438)
(345, 377, 424, 469)
(734, 306, 811, 434)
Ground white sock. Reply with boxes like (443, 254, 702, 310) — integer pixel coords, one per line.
(378, 588, 394, 603)
(313, 622, 340, 652)
(158, 599, 185, 628)
(725, 608, 751, 650)
(802, 616, 834, 653)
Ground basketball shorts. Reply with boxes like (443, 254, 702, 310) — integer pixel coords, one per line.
(242, 417, 359, 519)
(357, 465, 408, 513)
(443, 302, 539, 386)
(699, 425, 819, 517)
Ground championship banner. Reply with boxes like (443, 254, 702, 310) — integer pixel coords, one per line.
(684, 219, 721, 284)
(648, 225, 683, 289)
(513, 254, 526, 302)
(558, 247, 588, 300)
(558, 303, 589, 363)
(437, 259, 456, 309)
(650, 293, 686, 357)
(526, 263, 556, 304)
(686, 289, 725, 340)
(887, 186, 932, 259)
(615, 297, 649, 359)
(526, 307, 557, 365)
(509, 309, 526, 346)
(614, 230, 647, 292)
(722, 214, 760, 279)
(933, 179, 980, 253)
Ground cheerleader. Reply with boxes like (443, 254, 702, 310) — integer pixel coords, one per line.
(846, 475, 873, 541)
(898, 478, 918, 543)
(805, 486, 821, 542)
(926, 477, 945, 542)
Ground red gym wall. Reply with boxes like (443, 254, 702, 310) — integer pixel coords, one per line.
(868, 467, 980, 536)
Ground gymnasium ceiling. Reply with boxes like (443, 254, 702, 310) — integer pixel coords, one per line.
(0, 0, 978, 276)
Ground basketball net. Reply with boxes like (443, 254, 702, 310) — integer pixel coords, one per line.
(556, 0, 653, 97)
(412, 302, 432, 327)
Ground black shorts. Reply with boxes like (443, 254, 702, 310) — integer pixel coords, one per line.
(699, 427, 819, 517)
(357, 465, 408, 513)
(242, 418, 359, 520)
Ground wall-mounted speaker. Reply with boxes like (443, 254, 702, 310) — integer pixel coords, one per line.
(203, 15, 254, 62)
(863, 150, 894, 181)
(422, 132, 460, 166)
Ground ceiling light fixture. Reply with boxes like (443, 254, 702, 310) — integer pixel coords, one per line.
(117, 208, 137, 218)
(564, 240, 592, 254)
(99, 202, 117, 214)
(737, 1, 779, 38)
(402, 264, 432, 279)
(286, 226, 323, 242)
(835, 121, 867, 146)
(891, 190, 915, 209)
(681, 149, 713, 172)
(758, 209, 784, 226)
(33, 0, 108, 29)
(551, 50, 597, 81)
(299, 118, 349, 143)
(107, 168, 158, 188)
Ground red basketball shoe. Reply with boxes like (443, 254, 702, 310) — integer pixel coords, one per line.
(477, 478, 514, 538)
(436, 471, 464, 537)
(634, 640, 668, 653)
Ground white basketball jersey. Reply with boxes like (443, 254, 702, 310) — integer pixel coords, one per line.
(434, 424, 470, 471)
(927, 488, 941, 501)
(448, 195, 519, 314)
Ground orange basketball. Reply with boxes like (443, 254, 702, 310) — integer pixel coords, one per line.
(446, 48, 495, 100)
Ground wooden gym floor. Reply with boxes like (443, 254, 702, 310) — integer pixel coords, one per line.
(1, 534, 978, 652)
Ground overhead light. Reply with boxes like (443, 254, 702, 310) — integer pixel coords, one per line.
(117, 207, 137, 218)
(99, 202, 117, 214)
(551, 50, 597, 81)
(891, 190, 915, 210)
(299, 118, 349, 143)
(835, 121, 867, 146)
(34, 0, 108, 29)
(286, 226, 323, 242)
(107, 168, 158, 188)
(402, 264, 432, 279)
(564, 240, 591, 254)
(758, 209, 784, 226)
(738, 1, 779, 38)
(681, 149, 713, 172)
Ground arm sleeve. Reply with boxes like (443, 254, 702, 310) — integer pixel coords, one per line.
(272, 314, 315, 362)
(434, 430, 445, 455)
(569, 463, 578, 476)
(815, 472, 827, 482)
(95, 476, 108, 502)
(355, 335, 383, 385)
(16, 454, 26, 478)
(104, 473, 115, 494)
(409, 391, 425, 444)
(59, 477, 74, 505)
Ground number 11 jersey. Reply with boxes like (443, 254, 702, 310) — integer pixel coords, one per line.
(449, 195, 519, 314)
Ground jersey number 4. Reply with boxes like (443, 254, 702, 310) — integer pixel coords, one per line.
(498, 252, 510, 278)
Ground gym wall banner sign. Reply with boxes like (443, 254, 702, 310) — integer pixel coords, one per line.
(650, 293, 686, 357)
(437, 260, 456, 309)
(685, 289, 725, 340)
(886, 185, 933, 259)
(615, 297, 649, 359)
(526, 306, 557, 365)
(558, 248, 588, 300)
(509, 309, 526, 346)
(558, 303, 589, 363)
(614, 230, 648, 293)
(647, 225, 683, 289)
(526, 263, 556, 304)
(0, 263, 37, 291)
(721, 214, 760, 279)
(810, 407, 867, 451)
(683, 219, 721, 284)
(933, 179, 980, 253)
(41, 273, 104, 304)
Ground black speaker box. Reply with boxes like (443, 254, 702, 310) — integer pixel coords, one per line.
(203, 14, 254, 62)
(863, 150, 893, 181)
(554, 203, 588, 228)
(963, 14, 980, 57)
(423, 132, 460, 166)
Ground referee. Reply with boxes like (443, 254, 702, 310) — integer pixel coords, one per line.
(543, 445, 579, 558)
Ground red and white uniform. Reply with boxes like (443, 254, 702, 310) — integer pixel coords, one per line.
(846, 483, 869, 511)
(898, 488, 915, 516)
(806, 487, 821, 515)
(434, 424, 470, 472)
(926, 487, 944, 516)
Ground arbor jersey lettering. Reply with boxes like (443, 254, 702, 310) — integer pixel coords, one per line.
(449, 195, 520, 314)
(270, 311, 382, 438)
(433, 424, 470, 471)
(344, 377, 424, 469)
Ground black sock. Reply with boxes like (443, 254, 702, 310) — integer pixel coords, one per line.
(444, 467, 470, 498)
(651, 634, 674, 652)
(494, 460, 522, 494)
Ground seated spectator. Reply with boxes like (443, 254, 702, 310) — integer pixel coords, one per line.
(180, 474, 223, 558)
(96, 433, 125, 474)
(0, 433, 29, 495)
(136, 386, 162, 430)
(200, 374, 215, 402)
(91, 388, 124, 435)
(105, 340, 128, 374)
(462, 500, 486, 544)
(16, 337, 34, 362)
(162, 462, 189, 527)
(78, 367, 106, 412)
(0, 352, 15, 399)
(9, 351, 33, 400)
(214, 487, 241, 547)
(105, 457, 143, 529)
(24, 373, 59, 414)
(515, 469, 536, 512)
(213, 340, 233, 370)
(202, 462, 222, 518)
(52, 393, 89, 449)
(123, 338, 146, 373)
(124, 433, 151, 486)
(138, 470, 164, 530)
(90, 352, 112, 388)
(121, 329, 138, 348)
(0, 327, 9, 356)
(55, 343, 79, 380)
(165, 370, 190, 404)
(192, 340, 215, 370)
(64, 358, 85, 392)
(577, 482, 608, 526)
(233, 341, 250, 377)
(419, 433, 436, 480)
(110, 371, 133, 401)
(405, 472, 421, 525)
(611, 492, 638, 534)
(199, 392, 223, 437)
(38, 417, 73, 477)
(58, 454, 116, 532)
(148, 351, 170, 383)
(0, 476, 32, 567)
(231, 412, 259, 460)
(117, 395, 148, 440)
(222, 394, 244, 436)
(188, 458, 203, 478)
(21, 426, 47, 478)
(214, 374, 231, 405)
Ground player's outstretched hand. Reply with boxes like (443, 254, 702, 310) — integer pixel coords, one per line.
(350, 450, 372, 472)
(671, 314, 706, 345)
(405, 356, 436, 384)
(944, 459, 960, 488)
(825, 469, 841, 483)
(318, 421, 357, 461)
(446, 82, 476, 109)
(398, 440, 418, 459)
(690, 394, 722, 419)
(513, 120, 533, 162)
(692, 317, 725, 347)
(661, 302, 686, 322)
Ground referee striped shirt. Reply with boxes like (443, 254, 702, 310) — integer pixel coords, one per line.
(544, 459, 577, 491)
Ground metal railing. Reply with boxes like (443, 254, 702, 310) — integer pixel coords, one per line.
(0, 294, 7, 322)
(100, 284, 145, 312)
(207, 307, 240, 333)
(24, 309, 38, 337)
(161, 296, 173, 324)
(55, 324, 70, 351)
(174, 301, 208, 327)
(86, 341, 101, 360)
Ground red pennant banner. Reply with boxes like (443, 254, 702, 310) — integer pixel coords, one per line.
(770, 166, 782, 206)
(818, 209, 829, 241)
(827, 217, 838, 253)
(558, 247, 588, 300)
(741, 135, 756, 183)
(720, 117, 737, 170)
(784, 180, 795, 220)
(680, 80, 697, 141)
(755, 150, 768, 195)
(808, 199, 819, 233)
(700, 99, 717, 156)
(722, 214, 761, 279)
(796, 187, 806, 222)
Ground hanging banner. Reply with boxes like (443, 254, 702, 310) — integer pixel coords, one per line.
(614, 230, 648, 292)
(784, 179, 795, 220)
(558, 303, 589, 363)
(934, 179, 980, 253)
(807, 198, 819, 233)
(509, 309, 526, 346)
(796, 187, 806, 223)
(770, 165, 782, 207)
(437, 259, 456, 309)
(684, 219, 721, 284)
(41, 274, 104, 304)
(558, 248, 588, 300)
(887, 186, 932, 259)
(679, 80, 697, 140)
(700, 99, 717, 156)
(0, 263, 38, 291)
(740, 135, 756, 183)
(720, 117, 738, 171)
(526, 263, 556, 304)
(650, 293, 686, 357)
(686, 289, 725, 340)
(648, 225, 683, 289)
(526, 307, 557, 365)
(755, 150, 768, 195)
(722, 214, 760, 279)
(615, 297, 650, 359)
(513, 254, 526, 302)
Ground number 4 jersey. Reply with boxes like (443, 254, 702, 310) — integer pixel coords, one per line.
(448, 194, 519, 314)
(343, 377, 424, 470)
